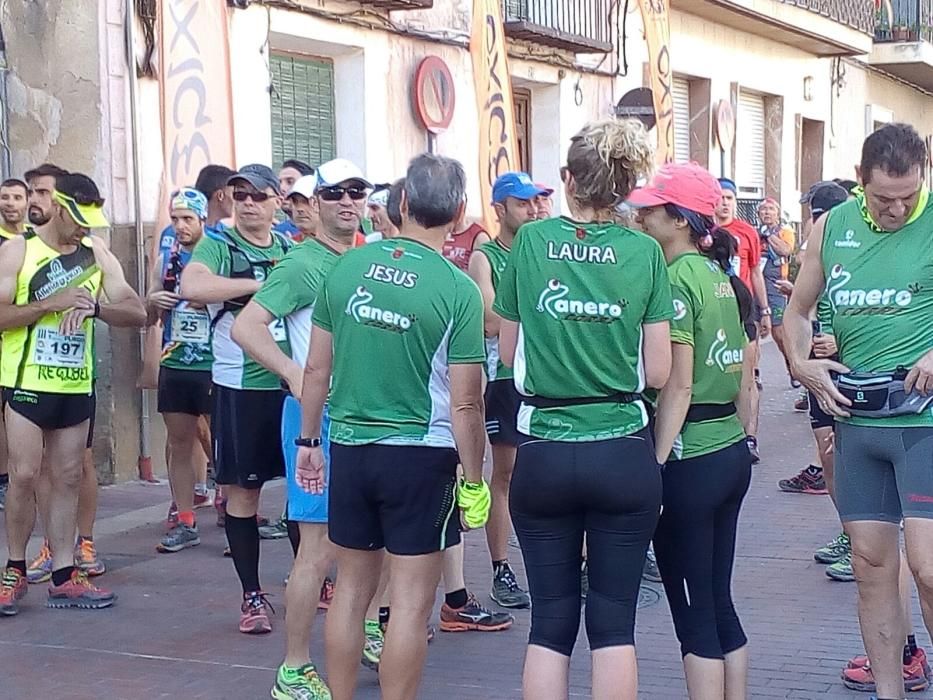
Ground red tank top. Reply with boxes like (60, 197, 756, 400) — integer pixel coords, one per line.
(442, 223, 486, 271)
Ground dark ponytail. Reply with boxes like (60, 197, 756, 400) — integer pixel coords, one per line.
(663, 204, 754, 326)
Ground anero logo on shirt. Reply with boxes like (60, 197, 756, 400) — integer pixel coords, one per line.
(826, 264, 913, 315)
(672, 299, 688, 321)
(536, 279, 625, 323)
(345, 286, 415, 333)
(705, 329, 743, 372)
(834, 230, 861, 249)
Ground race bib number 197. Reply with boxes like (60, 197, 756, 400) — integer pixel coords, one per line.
(33, 328, 86, 368)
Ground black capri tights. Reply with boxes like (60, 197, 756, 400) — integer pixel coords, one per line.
(653, 438, 752, 659)
(509, 429, 662, 657)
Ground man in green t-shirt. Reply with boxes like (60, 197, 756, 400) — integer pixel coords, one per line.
(295, 154, 490, 700)
(146, 188, 216, 555)
(468, 172, 545, 610)
(232, 158, 372, 700)
(786, 124, 933, 699)
(181, 164, 291, 636)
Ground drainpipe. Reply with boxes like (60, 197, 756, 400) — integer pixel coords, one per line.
(125, 0, 154, 481)
(0, 17, 12, 178)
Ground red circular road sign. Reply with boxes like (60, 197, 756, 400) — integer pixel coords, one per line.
(715, 100, 736, 151)
(413, 56, 456, 135)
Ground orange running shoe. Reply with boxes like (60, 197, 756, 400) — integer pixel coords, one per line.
(239, 591, 274, 634)
(0, 567, 27, 616)
(439, 593, 513, 632)
(47, 570, 115, 609)
(74, 537, 105, 577)
(842, 648, 930, 693)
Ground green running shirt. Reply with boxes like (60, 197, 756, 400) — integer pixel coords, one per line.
(476, 239, 513, 382)
(667, 253, 747, 459)
(493, 217, 674, 442)
(312, 238, 485, 446)
(821, 196, 933, 427)
(190, 228, 291, 390)
(252, 238, 340, 366)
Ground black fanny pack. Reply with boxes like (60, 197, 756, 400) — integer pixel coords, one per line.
(836, 368, 933, 418)
(685, 402, 737, 423)
(524, 392, 642, 409)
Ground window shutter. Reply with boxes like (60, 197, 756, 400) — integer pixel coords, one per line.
(672, 76, 691, 163)
(270, 54, 337, 167)
(736, 91, 766, 192)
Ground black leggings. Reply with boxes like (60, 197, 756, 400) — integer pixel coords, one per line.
(509, 429, 662, 656)
(653, 439, 752, 659)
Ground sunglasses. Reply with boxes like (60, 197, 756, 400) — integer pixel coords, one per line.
(72, 192, 106, 207)
(233, 190, 273, 203)
(317, 186, 368, 202)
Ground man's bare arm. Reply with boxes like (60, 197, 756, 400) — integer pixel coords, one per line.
(180, 262, 260, 305)
(449, 362, 486, 485)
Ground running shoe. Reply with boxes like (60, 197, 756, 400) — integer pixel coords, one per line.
(643, 549, 662, 583)
(794, 391, 809, 412)
(490, 562, 530, 609)
(157, 523, 201, 553)
(167, 501, 179, 528)
(841, 649, 930, 693)
(746, 435, 761, 464)
(439, 593, 513, 632)
(47, 570, 115, 609)
(318, 577, 334, 610)
(814, 532, 850, 564)
(259, 517, 289, 540)
(847, 647, 931, 676)
(74, 537, 105, 577)
(271, 662, 332, 700)
(193, 485, 214, 509)
(778, 465, 829, 495)
(0, 480, 7, 511)
(0, 567, 27, 616)
(240, 591, 274, 634)
(361, 619, 384, 670)
(826, 551, 855, 582)
(26, 540, 53, 584)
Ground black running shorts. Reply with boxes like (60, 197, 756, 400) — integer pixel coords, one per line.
(2, 388, 93, 431)
(484, 379, 522, 447)
(211, 384, 286, 489)
(327, 443, 460, 556)
(158, 367, 212, 417)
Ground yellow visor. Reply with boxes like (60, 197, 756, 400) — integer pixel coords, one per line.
(54, 190, 109, 229)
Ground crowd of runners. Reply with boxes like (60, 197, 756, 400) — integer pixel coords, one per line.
(0, 118, 931, 700)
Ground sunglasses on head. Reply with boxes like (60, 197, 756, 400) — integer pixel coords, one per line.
(232, 189, 273, 203)
(71, 192, 106, 207)
(317, 186, 368, 202)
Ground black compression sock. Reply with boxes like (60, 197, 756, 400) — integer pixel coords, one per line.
(6, 559, 25, 577)
(225, 513, 261, 593)
(492, 559, 507, 572)
(445, 588, 469, 609)
(286, 519, 300, 558)
(379, 606, 390, 626)
(51, 566, 74, 587)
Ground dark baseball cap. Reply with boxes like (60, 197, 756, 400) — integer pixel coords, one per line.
(228, 164, 281, 194)
(808, 182, 849, 221)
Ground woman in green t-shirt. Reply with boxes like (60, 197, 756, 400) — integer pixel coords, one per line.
(493, 118, 673, 700)
(630, 162, 755, 700)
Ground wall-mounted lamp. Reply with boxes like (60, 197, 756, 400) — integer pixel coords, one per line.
(803, 76, 814, 102)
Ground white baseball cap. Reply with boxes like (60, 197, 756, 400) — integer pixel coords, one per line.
(315, 159, 372, 190)
(287, 174, 318, 200)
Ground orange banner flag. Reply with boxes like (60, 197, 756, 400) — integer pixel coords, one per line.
(471, 0, 519, 234)
(638, 0, 674, 164)
(159, 0, 236, 214)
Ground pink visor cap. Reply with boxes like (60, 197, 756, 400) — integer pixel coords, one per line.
(627, 162, 723, 216)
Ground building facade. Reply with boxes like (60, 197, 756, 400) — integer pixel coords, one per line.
(1, 0, 931, 481)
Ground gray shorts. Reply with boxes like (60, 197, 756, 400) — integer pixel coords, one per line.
(835, 423, 933, 523)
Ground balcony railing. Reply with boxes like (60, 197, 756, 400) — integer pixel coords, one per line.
(366, 0, 433, 9)
(502, 0, 613, 53)
(779, 0, 876, 35)
(874, 0, 933, 42)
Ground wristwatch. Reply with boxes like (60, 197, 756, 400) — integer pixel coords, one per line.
(294, 437, 323, 448)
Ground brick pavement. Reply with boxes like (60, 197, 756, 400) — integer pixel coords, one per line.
(1, 343, 931, 699)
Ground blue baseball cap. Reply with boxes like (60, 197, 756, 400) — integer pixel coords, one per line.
(492, 172, 547, 204)
(718, 178, 737, 194)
